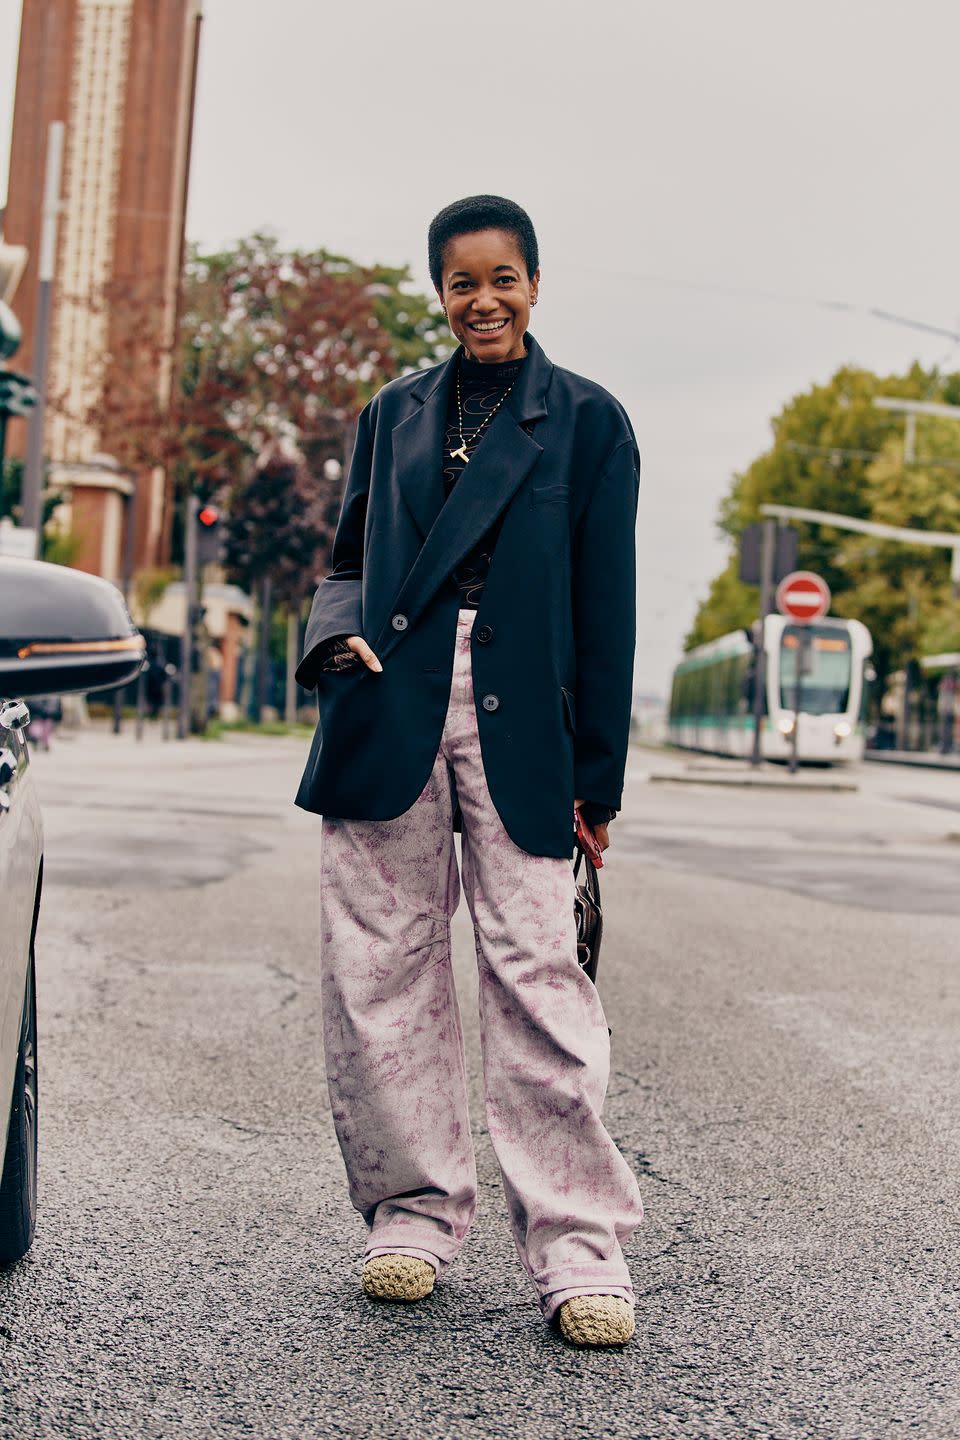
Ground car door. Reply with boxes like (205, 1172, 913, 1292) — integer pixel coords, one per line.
(0, 700, 41, 1142)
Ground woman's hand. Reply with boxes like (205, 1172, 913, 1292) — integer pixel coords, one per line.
(346, 636, 383, 673)
(575, 799, 610, 853)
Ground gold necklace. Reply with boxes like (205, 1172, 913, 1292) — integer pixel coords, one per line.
(450, 370, 516, 464)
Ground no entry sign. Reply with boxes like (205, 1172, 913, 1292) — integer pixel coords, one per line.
(776, 570, 831, 622)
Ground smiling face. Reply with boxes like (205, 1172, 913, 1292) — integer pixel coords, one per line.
(438, 229, 540, 364)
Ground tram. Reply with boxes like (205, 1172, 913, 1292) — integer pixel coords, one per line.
(668, 614, 873, 763)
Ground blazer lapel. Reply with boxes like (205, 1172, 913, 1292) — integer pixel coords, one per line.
(378, 335, 553, 656)
(390, 353, 456, 540)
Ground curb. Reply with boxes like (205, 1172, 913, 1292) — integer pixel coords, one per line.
(648, 774, 859, 793)
(865, 752, 960, 774)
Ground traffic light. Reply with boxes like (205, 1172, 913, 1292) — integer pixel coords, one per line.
(738, 523, 798, 587)
(196, 502, 224, 566)
(0, 370, 38, 419)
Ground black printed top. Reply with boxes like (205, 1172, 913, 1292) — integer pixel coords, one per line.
(440, 351, 525, 607)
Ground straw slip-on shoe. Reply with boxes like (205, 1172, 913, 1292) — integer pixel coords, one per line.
(557, 1295, 635, 1346)
(361, 1254, 436, 1302)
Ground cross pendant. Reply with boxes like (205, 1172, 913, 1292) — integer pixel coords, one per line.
(449, 444, 470, 464)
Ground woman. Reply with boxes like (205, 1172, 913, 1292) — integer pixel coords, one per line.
(295, 195, 643, 1347)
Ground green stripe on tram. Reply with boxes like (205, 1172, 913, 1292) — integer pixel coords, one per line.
(671, 714, 757, 730)
(673, 648, 747, 675)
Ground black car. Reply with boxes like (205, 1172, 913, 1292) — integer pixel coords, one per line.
(0, 557, 144, 1262)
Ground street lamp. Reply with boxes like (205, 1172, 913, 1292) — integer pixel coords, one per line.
(760, 503, 960, 595)
(873, 395, 960, 465)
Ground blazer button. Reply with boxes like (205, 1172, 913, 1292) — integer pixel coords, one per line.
(475, 624, 494, 644)
(391, 613, 409, 632)
(481, 693, 500, 712)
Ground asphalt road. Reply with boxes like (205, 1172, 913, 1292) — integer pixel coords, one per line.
(0, 729, 957, 1439)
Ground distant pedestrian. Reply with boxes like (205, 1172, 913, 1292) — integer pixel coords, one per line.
(938, 673, 956, 755)
(27, 694, 61, 751)
(296, 196, 642, 1346)
(145, 643, 167, 719)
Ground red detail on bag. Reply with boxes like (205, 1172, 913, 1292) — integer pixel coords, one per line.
(573, 806, 604, 868)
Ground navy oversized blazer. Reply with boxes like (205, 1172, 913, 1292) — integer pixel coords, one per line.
(294, 334, 640, 858)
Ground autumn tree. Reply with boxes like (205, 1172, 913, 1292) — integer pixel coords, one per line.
(52, 233, 450, 714)
(223, 435, 329, 718)
(54, 233, 449, 561)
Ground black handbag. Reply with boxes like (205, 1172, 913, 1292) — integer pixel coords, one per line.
(573, 842, 603, 984)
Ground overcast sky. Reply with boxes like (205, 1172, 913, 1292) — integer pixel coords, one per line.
(3, 0, 959, 693)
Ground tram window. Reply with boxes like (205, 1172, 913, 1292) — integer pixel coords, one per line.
(709, 662, 722, 716)
(716, 658, 729, 716)
(742, 653, 754, 714)
(780, 627, 852, 714)
(722, 656, 737, 716)
(672, 647, 755, 722)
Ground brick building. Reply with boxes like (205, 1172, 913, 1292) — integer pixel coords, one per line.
(4, 0, 202, 581)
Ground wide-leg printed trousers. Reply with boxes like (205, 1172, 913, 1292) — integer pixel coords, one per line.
(319, 609, 643, 1317)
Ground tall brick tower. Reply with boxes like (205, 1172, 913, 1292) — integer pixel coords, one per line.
(3, 0, 202, 580)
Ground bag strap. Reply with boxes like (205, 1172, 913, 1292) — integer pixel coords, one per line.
(573, 841, 602, 906)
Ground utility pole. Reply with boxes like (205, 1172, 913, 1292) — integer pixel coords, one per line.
(788, 628, 810, 775)
(255, 574, 273, 722)
(285, 610, 299, 724)
(750, 519, 776, 767)
(112, 475, 138, 734)
(178, 493, 199, 740)
(22, 122, 64, 552)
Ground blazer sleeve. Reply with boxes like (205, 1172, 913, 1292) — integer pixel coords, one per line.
(571, 437, 641, 811)
(295, 403, 374, 689)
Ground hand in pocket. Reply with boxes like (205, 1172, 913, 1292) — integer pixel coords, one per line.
(322, 636, 382, 674)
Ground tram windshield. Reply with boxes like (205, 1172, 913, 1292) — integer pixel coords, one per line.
(780, 626, 852, 715)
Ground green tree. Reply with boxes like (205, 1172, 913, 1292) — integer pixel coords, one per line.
(178, 237, 449, 449)
(840, 419, 960, 671)
(686, 363, 960, 684)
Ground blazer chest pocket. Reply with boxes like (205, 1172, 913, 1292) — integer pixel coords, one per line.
(530, 483, 571, 506)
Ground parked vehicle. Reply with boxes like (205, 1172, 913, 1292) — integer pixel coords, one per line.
(0, 558, 144, 1262)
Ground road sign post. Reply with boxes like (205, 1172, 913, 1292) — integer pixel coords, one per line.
(745, 523, 799, 767)
(749, 520, 776, 767)
(776, 570, 831, 772)
(789, 628, 812, 774)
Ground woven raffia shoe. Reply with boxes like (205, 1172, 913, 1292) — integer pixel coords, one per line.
(557, 1295, 635, 1347)
(361, 1254, 436, 1302)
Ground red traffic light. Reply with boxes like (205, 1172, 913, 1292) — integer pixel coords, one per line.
(197, 505, 220, 527)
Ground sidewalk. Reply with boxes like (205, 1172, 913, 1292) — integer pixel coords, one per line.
(635, 746, 860, 791)
(865, 749, 960, 772)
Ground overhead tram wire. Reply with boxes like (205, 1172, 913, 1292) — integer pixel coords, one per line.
(555, 264, 960, 346)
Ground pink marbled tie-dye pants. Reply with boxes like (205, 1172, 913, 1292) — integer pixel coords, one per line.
(319, 608, 643, 1318)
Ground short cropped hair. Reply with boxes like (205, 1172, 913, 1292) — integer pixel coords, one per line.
(428, 195, 539, 292)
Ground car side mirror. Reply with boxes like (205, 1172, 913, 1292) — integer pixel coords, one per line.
(0, 557, 146, 700)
